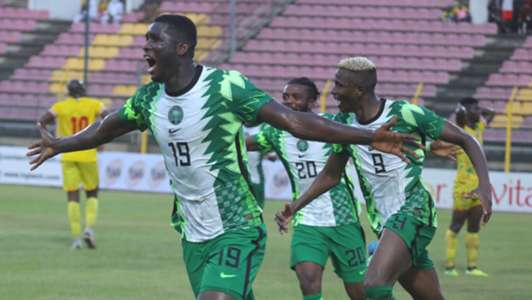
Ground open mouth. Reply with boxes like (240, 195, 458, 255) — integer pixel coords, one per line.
(144, 55, 157, 73)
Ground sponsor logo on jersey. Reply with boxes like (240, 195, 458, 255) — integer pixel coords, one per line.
(168, 128, 180, 136)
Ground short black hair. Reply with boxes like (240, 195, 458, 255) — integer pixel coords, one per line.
(286, 77, 320, 100)
(459, 97, 478, 107)
(154, 14, 197, 57)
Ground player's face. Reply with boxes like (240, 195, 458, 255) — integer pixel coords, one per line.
(143, 22, 179, 83)
(466, 103, 481, 123)
(332, 69, 361, 113)
(282, 84, 314, 112)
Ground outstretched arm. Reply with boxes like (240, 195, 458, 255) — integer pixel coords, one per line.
(259, 101, 373, 144)
(275, 152, 349, 233)
(258, 101, 418, 160)
(27, 111, 138, 170)
(439, 120, 492, 223)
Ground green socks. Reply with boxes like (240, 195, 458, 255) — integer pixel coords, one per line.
(365, 285, 395, 300)
(303, 293, 323, 300)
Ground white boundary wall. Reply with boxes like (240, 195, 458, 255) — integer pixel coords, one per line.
(1, 146, 532, 213)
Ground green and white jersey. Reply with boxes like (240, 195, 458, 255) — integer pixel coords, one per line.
(254, 113, 359, 227)
(334, 99, 445, 234)
(118, 65, 271, 242)
(244, 125, 266, 208)
(244, 125, 265, 189)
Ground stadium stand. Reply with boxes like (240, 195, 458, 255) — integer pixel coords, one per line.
(0, 10, 225, 121)
(219, 0, 497, 109)
(0, 0, 529, 170)
(0, 0, 288, 122)
(472, 35, 532, 143)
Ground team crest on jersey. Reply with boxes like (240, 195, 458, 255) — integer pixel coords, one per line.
(168, 105, 184, 125)
(297, 140, 309, 152)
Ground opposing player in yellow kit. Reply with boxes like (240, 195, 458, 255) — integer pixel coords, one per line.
(38, 80, 107, 249)
(445, 97, 494, 276)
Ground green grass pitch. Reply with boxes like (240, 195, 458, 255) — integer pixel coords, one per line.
(1, 184, 531, 299)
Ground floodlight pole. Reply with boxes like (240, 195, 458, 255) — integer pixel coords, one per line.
(83, 0, 91, 87)
(228, 0, 237, 59)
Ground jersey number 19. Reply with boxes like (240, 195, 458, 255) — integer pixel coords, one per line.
(168, 142, 191, 166)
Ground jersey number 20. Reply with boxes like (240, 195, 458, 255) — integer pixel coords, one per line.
(295, 161, 317, 179)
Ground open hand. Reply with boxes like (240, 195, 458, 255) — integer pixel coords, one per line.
(27, 126, 59, 171)
(370, 117, 421, 163)
(274, 203, 293, 234)
(430, 140, 458, 161)
(466, 187, 492, 225)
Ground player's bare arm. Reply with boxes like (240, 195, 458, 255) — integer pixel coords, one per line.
(258, 100, 418, 160)
(439, 120, 493, 223)
(27, 111, 138, 170)
(100, 108, 112, 119)
(429, 140, 458, 161)
(245, 136, 261, 152)
(480, 106, 496, 125)
(37, 111, 55, 130)
(275, 152, 349, 233)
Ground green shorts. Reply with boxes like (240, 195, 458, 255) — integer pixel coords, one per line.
(182, 224, 267, 300)
(290, 223, 367, 283)
(384, 212, 436, 269)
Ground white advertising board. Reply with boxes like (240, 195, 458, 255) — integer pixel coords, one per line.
(1, 146, 531, 213)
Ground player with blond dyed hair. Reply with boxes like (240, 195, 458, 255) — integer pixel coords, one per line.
(276, 56, 493, 300)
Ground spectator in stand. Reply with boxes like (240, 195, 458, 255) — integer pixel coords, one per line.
(456, 4, 471, 22)
(74, 0, 100, 23)
(501, 0, 515, 32)
(518, 0, 532, 34)
(142, 0, 162, 22)
(101, 0, 124, 25)
(443, 1, 471, 22)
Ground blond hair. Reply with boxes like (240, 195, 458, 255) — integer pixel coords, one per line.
(337, 57, 376, 72)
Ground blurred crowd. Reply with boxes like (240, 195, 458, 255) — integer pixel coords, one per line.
(74, 0, 125, 25)
(490, 0, 532, 34)
(442, 1, 471, 23)
(442, 0, 532, 34)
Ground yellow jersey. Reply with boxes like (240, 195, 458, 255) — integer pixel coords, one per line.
(51, 96, 104, 162)
(454, 120, 486, 190)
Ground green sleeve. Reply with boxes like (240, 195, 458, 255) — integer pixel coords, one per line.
(224, 70, 272, 123)
(331, 112, 352, 155)
(399, 102, 445, 140)
(254, 124, 276, 153)
(118, 82, 161, 131)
